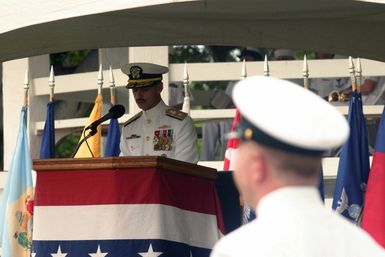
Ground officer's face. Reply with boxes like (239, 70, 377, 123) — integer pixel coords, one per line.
(132, 83, 163, 110)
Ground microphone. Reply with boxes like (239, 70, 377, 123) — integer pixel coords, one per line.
(86, 104, 125, 134)
(71, 104, 125, 158)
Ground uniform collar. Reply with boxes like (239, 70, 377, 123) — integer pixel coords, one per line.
(143, 100, 166, 118)
(256, 186, 323, 218)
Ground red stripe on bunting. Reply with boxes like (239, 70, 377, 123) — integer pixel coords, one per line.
(34, 168, 218, 215)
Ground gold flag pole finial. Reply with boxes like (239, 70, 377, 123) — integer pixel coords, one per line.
(240, 59, 247, 80)
(349, 56, 357, 92)
(98, 64, 103, 95)
(355, 58, 362, 94)
(303, 54, 309, 90)
(264, 55, 270, 77)
(23, 68, 29, 106)
(49, 65, 55, 102)
(182, 62, 191, 115)
(109, 66, 116, 105)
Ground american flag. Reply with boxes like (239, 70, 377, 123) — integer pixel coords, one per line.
(223, 110, 240, 171)
(362, 106, 385, 247)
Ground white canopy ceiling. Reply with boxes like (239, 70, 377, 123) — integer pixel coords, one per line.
(1, 0, 385, 61)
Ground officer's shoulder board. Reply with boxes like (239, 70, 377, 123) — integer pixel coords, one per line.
(165, 108, 188, 121)
(124, 111, 143, 127)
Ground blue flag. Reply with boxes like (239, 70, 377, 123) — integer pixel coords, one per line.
(0, 106, 34, 257)
(319, 169, 325, 202)
(40, 101, 55, 158)
(104, 105, 121, 157)
(332, 92, 370, 223)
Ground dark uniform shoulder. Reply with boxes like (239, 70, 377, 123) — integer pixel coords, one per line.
(124, 111, 143, 127)
(165, 108, 188, 121)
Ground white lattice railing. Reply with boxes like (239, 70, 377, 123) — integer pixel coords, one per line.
(32, 59, 385, 133)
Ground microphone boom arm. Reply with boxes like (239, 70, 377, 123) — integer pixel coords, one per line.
(71, 104, 125, 158)
(70, 129, 97, 158)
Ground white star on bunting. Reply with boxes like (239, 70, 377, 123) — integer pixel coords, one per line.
(88, 245, 108, 257)
(138, 244, 163, 257)
(51, 246, 68, 257)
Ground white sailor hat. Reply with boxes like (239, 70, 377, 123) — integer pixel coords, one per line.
(121, 62, 169, 88)
(232, 76, 349, 156)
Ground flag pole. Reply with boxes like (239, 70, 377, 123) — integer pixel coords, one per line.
(49, 65, 55, 102)
(104, 66, 121, 157)
(73, 66, 103, 158)
(355, 57, 364, 225)
(303, 55, 325, 201)
(303, 55, 309, 90)
(240, 59, 247, 80)
(109, 66, 116, 105)
(182, 62, 190, 115)
(0, 68, 34, 257)
(98, 64, 103, 96)
(40, 66, 56, 159)
(333, 58, 370, 224)
(239, 59, 247, 220)
(23, 68, 29, 106)
(263, 55, 270, 77)
(240, 57, 259, 223)
(355, 58, 362, 94)
(349, 56, 357, 92)
(224, 59, 247, 170)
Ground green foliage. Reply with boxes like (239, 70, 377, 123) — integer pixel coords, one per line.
(170, 45, 212, 63)
(190, 80, 229, 91)
(50, 49, 94, 75)
(170, 45, 245, 63)
(294, 50, 315, 60)
(50, 50, 92, 67)
(55, 134, 80, 158)
(208, 46, 241, 62)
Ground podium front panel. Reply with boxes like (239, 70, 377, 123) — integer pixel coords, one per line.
(32, 159, 224, 257)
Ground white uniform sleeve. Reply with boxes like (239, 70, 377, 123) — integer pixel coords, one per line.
(174, 116, 199, 163)
(119, 125, 130, 156)
(210, 239, 233, 257)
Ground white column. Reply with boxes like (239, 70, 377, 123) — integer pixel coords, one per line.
(3, 59, 29, 170)
(99, 47, 129, 70)
(28, 55, 50, 160)
(3, 55, 50, 169)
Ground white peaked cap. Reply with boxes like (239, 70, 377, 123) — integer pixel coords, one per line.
(232, 76, 349, 155)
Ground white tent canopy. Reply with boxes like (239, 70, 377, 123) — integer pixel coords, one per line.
(1, 0, 385, 61)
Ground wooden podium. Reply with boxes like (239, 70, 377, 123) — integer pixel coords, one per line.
(32, 156, 223, 257)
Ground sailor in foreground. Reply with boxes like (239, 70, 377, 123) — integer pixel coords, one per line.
(210, 76, 385, 257)
(120, 63, 198, 163)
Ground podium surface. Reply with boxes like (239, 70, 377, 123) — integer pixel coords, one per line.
(32, 156, 223, 257)
(33, 156, 217, 179)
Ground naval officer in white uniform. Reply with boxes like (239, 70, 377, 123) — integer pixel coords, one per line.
(210, 76, 385, 257)
(119, 63, 198, 163)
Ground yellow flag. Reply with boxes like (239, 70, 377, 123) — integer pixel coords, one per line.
(74, 94, 102, 158)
